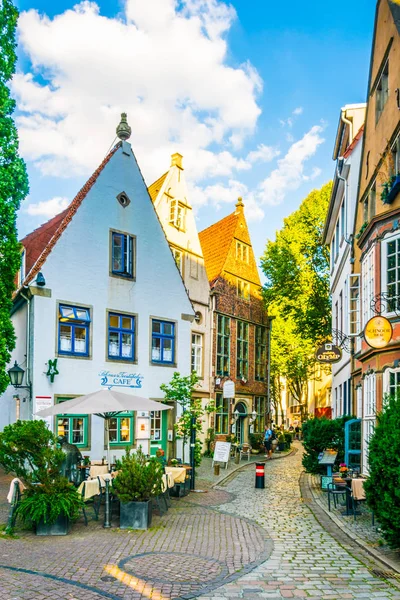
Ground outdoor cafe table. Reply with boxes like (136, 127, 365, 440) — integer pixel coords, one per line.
(165, 466, 186, 484)
(333, 476, 367, 514)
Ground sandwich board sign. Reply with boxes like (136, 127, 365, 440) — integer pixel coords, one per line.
(212, 441, 231, 469)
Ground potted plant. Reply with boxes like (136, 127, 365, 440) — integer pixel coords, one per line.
(278, 433, 286, 452)
(0, 420, 83, 535)
(112, 447, 163, 530)
(249, 433, 263, 454)
(170, 458, 179, 466)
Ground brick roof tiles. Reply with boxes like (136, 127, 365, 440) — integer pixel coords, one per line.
(148, 172, 167, 203)
(198, 212, 239, 283)
(19, 143, 121, 288)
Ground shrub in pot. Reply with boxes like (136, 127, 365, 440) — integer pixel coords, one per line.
(249, 433, 264, 453)
(278, 434, 286, 451)
(0, 420, 83, 534)
(113, 447, 163, 529)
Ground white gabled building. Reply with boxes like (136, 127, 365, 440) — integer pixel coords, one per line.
(2, 116, 194, 460)
(322, 104, 366, 418)
(148, 154, 212, 435)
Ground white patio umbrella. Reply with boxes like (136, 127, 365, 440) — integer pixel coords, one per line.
(35, 389, 171, 464)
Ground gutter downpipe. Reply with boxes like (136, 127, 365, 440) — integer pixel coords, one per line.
(266, 315, 275, 424)
(19, 287, 32, 416)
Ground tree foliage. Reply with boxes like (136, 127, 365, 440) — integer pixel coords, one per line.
(113, 447, 163, 503)
(0, 0, 29, 393)
(363, 396, 400, 549)
(261, 183, 332, 344)
(301, 415, 353, 474)
(160, 372, 214, 466)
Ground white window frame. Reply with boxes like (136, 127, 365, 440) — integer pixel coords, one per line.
(383, 367, 400, 399)
(169, 199, 186, 231)
(171, 247, 183, 274)
(236, 241, 249, 263)
(361, 246, 375, 327)
(362, 418, 375, 474)
(381, 231, 400, 317)
(345, 274, 361, 337)
(363, 372, 376, 417)
(191, 333, 203, 377)
(356, 385, 362, 419)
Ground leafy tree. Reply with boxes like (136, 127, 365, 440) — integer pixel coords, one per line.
(0, 420, 64, 485)
(261, 183, 332, 344)
(0, 0, 29, 393)
(364, 395, 400, 549)
(160, 372, 214, 466)
(301, 415, 353, 474)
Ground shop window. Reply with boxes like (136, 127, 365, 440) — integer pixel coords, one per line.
(150, 411, 162, 441)
(215, 392, 229, 434)
(57, 398, 88, 448)
(109, 413, 133, 445)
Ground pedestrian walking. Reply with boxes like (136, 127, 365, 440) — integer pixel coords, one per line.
(263, 425, 273, 460)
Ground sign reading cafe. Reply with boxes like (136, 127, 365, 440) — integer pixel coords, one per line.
(99, 370, 144, 390)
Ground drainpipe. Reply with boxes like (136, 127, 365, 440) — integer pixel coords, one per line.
(341, 110, 353, 145)
(266, 315, 275, 423)
(19, 287, 32, 416)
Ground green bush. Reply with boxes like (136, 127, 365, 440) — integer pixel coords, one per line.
(364, 395, 400, 549)
(284, 432, 292, 448)
(301, 416, 353, 474)
(113, 447, 163, 503)
(0, 420, 82, 527)
(17, 478, 82, 526)
(249, 433, 264, 450)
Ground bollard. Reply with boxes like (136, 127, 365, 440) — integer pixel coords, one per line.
(214, 464, 220, 476)
(234, 451, 240, 465)
(255, 462, 265, 489)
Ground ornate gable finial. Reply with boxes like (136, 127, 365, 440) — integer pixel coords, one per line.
(235, 197, 244, 213)
(116, 113, 132, 141)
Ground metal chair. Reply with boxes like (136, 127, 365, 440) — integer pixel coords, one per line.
(80, 480, 101, 526)
(326, 481, 349, 513)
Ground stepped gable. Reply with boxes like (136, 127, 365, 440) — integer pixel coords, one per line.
(19, 143, 121, 288)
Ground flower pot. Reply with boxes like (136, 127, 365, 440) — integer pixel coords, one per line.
(251, 449, 260, 454)
(120, 500, 152, 530)
(36, 514, 70, 536)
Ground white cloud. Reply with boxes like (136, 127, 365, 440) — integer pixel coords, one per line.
(25, 196, 70, 217)
(292, 106, 303, 115)
(13, 0, 262, 183)
(246, 144, 280, 164)
(279, 106, 304, 128)
(188, 179, 264, 222)
(257, 125, 325, 206)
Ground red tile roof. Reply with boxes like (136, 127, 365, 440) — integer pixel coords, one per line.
(148, 172, 167, 202)
(199, 212, 239, 283)
(19, 143, 121, 288)
(343, 124, 364, 159)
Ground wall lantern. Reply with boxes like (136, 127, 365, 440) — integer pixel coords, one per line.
(233, 409, 240, 421)
(8, 361, 26, 388)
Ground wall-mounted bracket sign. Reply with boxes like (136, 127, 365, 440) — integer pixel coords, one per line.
(99, 370, 144, 390)
(315, 343, 342, 364)
(364, 316, 393, 349)
(46, 359, 59, 383)
(223, 380, 235, 399)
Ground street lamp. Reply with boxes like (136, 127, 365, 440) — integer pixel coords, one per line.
(233, 409, 240, 421)
(7, 361, 31, 420)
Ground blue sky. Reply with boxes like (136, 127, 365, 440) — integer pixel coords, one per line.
(14, 0, 375, 268)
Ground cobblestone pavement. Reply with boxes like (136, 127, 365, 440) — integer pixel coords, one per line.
(198, 443, 400, 600)
(0, 471, 270, 600)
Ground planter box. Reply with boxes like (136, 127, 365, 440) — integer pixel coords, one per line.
(36, 514, 70, 536)
(383, 175, 400, 204)
(169, 483, 187, 498)
(120, 500, 152, 530)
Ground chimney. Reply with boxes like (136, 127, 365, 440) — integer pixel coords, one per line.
(171, 153, 183, 169)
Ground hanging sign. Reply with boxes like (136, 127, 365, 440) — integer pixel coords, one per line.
(46, 359, 59, 383)
(315, 343, 342, 363)
(364, 316, 393, 349)
(99, 370, 144, 390)
(223, 380, 235, 399)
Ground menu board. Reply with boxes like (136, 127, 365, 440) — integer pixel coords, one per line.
(318, 450, 337, 465)
(213, 442, 231, 465)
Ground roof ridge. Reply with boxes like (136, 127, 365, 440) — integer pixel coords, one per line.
(21, 142, 121, 288)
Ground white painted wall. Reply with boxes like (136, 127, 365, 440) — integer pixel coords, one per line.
(2, 142, 193, 460)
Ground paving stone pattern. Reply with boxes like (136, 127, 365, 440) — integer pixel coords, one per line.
(0, 473, 269, 600)
(198, 443, 400, 600)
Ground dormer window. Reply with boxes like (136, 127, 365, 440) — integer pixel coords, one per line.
(169, 200, 186, 231)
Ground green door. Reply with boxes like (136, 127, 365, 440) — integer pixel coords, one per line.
(149, 410, 168, 457)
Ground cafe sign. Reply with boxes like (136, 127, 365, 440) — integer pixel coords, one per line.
(99, 370, 144, 390)
(315, 343, 342, 364)
(364, 316, 393, 349)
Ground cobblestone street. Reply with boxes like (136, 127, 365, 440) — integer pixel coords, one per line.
(1, 446, 400, 599)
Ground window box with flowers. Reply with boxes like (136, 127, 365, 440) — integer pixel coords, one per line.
(381, 174, 400, 205)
